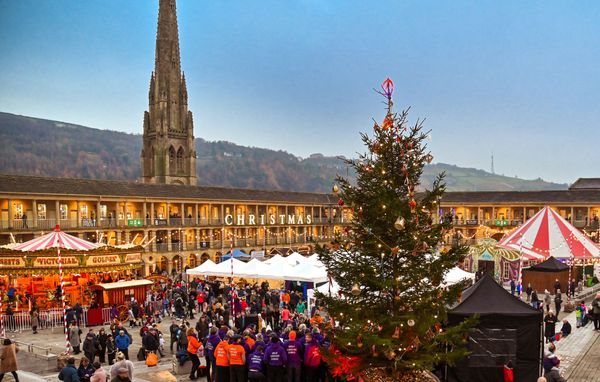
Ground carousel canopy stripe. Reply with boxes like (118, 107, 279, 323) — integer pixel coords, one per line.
(12, 226, 102, 252)
(498, 206, 600, 259)
(95, 279, 153, 290)
(468, 238, 520, 261)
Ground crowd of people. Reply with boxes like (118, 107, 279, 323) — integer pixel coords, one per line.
(55, 276, 332, 382)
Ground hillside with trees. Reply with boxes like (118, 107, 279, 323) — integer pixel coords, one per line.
(0, 112, 567, 192)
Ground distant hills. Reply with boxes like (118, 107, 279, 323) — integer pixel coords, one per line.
(0, 112, 567, 193)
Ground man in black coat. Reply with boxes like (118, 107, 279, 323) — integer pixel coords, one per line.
(142, 328, 160, 356)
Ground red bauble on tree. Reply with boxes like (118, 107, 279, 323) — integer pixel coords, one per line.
(338, 198, 345, 206)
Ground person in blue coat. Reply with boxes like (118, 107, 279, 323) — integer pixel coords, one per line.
(58, 357, 81, 382)
(114, 330, 131, 360)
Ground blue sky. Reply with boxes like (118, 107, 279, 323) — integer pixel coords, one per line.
(1, 1, 600, 184)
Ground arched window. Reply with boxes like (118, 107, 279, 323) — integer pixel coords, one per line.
(177, 147, 184, 174)
(169, 146, 176, 175)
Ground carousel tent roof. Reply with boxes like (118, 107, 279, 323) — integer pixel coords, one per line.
(12, 225, 101, 251)
(525, 256, 569, 273)
(468, 238, 520, 261)
(498, 206, 600, 260)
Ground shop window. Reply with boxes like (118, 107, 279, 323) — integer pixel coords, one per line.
(13, 203, 23, 219)
(37, 204, 47, 219)
(503, 262, 511, 280)
(60, 204, 68, 220)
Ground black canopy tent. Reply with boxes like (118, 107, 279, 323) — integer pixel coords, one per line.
(447, 274, 543, 382)
(522, 256, 569, 294)
(527, 256, 569, 272)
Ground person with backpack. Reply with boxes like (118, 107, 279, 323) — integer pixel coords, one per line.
(169, 320, 180, 353)
(303, 332, 322, 382)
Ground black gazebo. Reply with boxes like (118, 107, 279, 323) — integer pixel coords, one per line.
(447, 274, 543, 382)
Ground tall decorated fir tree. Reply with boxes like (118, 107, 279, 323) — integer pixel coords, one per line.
(317, 79, 473, 380)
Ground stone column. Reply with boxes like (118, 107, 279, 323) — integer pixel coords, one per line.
(96, 201, 101, 227)
(76, 201, 81, 228)
(181, 230, 187, 251)
(196, 228, 201, 250)
(7, 199, 13, 229)
(116, 231, 122, 245)
(195, 204, 199, 225)
(150, 202, 155, 225)
(143, 202, 147, 225)
(167, 229, 172, 251)
(55, 200, 60, 226)
(149, 230, 156, 252)
(32, 199, 37, 228)
(166, 202, 171, 225)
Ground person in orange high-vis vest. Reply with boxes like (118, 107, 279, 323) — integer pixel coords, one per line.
(228, 335, 246, 382)
(214, 335, 230, 382)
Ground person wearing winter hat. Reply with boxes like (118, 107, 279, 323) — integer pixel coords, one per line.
(284, 331, 301, 382)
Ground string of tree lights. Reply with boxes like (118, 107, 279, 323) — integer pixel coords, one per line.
(314, 79, 475, 380)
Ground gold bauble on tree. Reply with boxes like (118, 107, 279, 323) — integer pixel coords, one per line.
(351, 283, 361, 296)
(394, 216, 406, 230)
(332, 184, 340, 194)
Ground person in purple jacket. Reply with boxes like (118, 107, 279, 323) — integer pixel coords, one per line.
(263, 335, 287, 382)
(247, 345, 266, 382)
(205, 327, 221, 382)
(283, 331, 302, 382)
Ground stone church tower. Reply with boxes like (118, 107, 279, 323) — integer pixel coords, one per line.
(141, 0, 197, 185)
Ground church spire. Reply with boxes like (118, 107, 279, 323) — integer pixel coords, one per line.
(141, 0, 197, 186)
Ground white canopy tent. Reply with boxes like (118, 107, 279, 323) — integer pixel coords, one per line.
(186, 259, 217, 276)
(285, 252, 308, 266)
(443, 267, 476, 286)
(185, 255, 328, 283)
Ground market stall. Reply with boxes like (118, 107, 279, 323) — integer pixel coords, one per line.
(522, 256, 569, 294)
(0, 246, 145, 311)
(89, 279, 153, 324)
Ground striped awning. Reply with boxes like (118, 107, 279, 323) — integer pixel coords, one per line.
(498, 206, 600, 260)
(12, 225, 101, 252)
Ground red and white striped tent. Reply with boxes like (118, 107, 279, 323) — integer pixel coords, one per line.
(12, 226, 100, 251)
(498, 206, 600, 260)
(11, 225, 102, 353)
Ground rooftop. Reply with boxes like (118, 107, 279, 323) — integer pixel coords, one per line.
(569, 178, 600, 190)
(0, 174, 334, 204)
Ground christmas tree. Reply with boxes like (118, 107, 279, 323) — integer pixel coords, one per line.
(317, 79, 473, 380)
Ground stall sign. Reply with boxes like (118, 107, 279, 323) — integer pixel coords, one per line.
(125, 253, 142, 263)
(34, 256, 79, 267)
(495, 220, 509, 227)
(86, 255, 121, 266)
(0, 257, 25, 267)
(154, 219, 168, 226)
(128, 219, 144, 227)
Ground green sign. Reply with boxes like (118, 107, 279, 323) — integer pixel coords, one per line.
(127, 219, 143, 227)
(495, 220, 509, 227)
